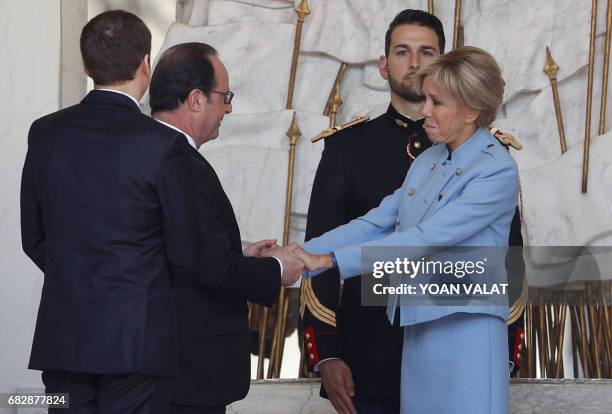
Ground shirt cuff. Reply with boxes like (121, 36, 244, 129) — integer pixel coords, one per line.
(271, 256, 283, 277)
(313, 357, 341, 372)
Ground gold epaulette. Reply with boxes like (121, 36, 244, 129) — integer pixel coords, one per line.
(311, 115, 370, 143)
(490, 127, 523, 150)
(299, 279, 336, 327)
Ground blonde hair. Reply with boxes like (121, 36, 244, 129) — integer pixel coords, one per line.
(416, 46, 505, 127)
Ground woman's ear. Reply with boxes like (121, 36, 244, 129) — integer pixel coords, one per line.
(463, 108, 480, 125)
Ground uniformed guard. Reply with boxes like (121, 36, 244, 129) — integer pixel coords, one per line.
(300, 9, 525, 414)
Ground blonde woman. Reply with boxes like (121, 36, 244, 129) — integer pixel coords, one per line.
(298, 46, 517, 414)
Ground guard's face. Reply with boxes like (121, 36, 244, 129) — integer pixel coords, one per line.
(421, 76, 478, 150)
(198, 56, 232, 143)
(379, 24, 440, 102)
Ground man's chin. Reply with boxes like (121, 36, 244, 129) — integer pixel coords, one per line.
(202, 131, 219, 145)
(392, 84, 424, 103)
(398, 89, 425, 103)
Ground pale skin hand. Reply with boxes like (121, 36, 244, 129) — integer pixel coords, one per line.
(319, 359, 357, 414)
(261, 243, 305, 286)
(294, 247, 334, 272)
(259, 242, 301, 259)
(242, 239, 279, 257)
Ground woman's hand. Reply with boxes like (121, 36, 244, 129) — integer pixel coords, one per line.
(294, 247, 334, 272)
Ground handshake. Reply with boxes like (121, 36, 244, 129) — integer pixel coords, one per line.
(242, 239, 330, 286)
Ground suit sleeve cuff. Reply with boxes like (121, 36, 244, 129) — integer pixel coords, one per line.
(271, 256, 283, 277)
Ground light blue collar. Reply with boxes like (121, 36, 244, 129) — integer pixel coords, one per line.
(436, 127, 491, 165)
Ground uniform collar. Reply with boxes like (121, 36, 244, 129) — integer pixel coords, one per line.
(385, 104, 425, 131)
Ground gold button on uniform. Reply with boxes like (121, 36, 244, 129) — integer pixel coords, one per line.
(309, 354, 315, 360)
(307, 343, 313, 350)
(305, 333, 311, 340)
(414, 141, 421, 149)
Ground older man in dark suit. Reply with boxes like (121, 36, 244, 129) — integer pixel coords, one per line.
(20, 10, 199, 414)
(149, 42, 304, 414)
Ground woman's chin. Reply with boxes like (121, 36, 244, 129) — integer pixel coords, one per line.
(427, 133, 443, 143)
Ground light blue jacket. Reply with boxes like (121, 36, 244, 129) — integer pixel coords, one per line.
(303, 127, 519, 327)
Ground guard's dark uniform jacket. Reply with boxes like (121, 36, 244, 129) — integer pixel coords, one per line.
(300, 104, 525, 403)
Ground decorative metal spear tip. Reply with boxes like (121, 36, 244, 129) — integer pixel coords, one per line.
(295, 0, 311, 22)
(543, 47, 559, 79)
(324, 63, 348, 116)
(286, 111, 302, 144)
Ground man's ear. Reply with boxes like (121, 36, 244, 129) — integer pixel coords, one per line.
(82, 59, 91, 78)
(378, 55, 390, 80)
(141, 54, 151, 78)
(186, 88, 205, 112)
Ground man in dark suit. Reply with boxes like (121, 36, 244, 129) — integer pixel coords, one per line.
(20, 10, 199, 414)
(149, 42, 304, 414)
(300, 9, 525, 414)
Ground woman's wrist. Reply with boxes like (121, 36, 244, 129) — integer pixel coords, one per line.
(321, 253, 335, 270)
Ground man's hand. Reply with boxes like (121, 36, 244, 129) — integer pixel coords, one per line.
(262, 243, 304, 286)
(320, 359, 356, 414)
(243, 239, 279, 257)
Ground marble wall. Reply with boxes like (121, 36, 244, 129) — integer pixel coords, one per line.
(0, 0, 62, 407)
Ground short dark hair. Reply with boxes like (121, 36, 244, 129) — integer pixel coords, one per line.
(149, 42, 218, 114)
(385, 9, 445, 56)
(80, 10, 151, 85)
